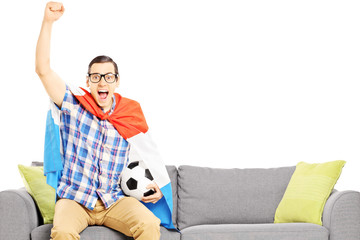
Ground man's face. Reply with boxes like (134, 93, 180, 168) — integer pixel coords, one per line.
(86, 62, 120, 112)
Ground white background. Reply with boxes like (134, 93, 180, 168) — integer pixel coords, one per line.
(0, 0, 359, 191)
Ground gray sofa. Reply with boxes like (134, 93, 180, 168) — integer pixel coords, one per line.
(1, 165, 360, 240)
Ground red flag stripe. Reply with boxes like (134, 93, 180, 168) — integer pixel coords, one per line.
(73, 87, 149, 139)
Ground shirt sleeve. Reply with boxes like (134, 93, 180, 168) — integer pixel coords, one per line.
(61, 85, 79, 114)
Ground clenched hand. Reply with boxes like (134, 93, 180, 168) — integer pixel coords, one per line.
(141, 182, 163, 204)
(44, 1, 65, 23)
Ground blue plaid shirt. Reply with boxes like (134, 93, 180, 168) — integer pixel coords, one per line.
(57, 86, 130, 210)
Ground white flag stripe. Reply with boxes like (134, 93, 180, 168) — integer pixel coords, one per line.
(128, 131, 170, 188)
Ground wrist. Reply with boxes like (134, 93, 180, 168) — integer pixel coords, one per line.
(42, 19, 55, 26)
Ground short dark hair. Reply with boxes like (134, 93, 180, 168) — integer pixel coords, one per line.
(88, 55, 119, 76)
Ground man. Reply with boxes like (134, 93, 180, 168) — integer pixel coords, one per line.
(36, 2, 163, 239)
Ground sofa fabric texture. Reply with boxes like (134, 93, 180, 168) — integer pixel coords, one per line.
(31, 224, 180, 240)
(180, 223, 329, 240)
(177, 165, 295, 229)
(1, 164, 360, 240)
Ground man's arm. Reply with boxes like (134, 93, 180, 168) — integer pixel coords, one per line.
(35, 2, 66, 108)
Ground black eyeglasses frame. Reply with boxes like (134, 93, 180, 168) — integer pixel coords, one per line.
(87, 73, 118, 83)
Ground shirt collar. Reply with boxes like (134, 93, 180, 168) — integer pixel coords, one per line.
(102, 94, 116, 115)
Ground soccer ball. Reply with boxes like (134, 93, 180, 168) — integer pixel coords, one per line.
(120, 161, 155, 201)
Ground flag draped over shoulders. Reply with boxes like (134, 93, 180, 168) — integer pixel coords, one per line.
(44, 86, 176, 229)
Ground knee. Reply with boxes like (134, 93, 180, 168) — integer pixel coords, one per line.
(51, 227, 80, 240)
(142, 215, 161, 231)
(132, 215, 161, 237)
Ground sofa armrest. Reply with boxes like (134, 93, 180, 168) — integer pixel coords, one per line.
(0, 188, 40, 240)
(323, 190, 360, 240)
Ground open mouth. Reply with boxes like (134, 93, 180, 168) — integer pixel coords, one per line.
(98, 90, 109, 101)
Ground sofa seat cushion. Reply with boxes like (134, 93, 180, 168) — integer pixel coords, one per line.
(31, 224, 128, 240)
(181, 223, 329, 240)
(31, 224, 180, 240)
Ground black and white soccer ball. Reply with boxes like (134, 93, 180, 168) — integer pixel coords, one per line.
(120, 161, 155, 201)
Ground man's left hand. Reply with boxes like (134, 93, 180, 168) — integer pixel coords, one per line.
(141, 182, 163, 204)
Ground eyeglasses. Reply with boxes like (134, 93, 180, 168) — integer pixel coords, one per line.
(88, 73, 118, 83)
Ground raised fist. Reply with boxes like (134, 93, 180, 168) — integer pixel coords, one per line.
(43, 2, 65, 22)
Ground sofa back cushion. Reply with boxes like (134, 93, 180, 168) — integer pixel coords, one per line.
(177, 165, 295, 229)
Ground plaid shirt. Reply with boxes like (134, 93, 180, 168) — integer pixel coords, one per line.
(57, 86, 130, 210)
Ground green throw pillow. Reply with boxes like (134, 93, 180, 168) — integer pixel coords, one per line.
(274, 160, 346, 225)
(18, 165, 55, 224)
